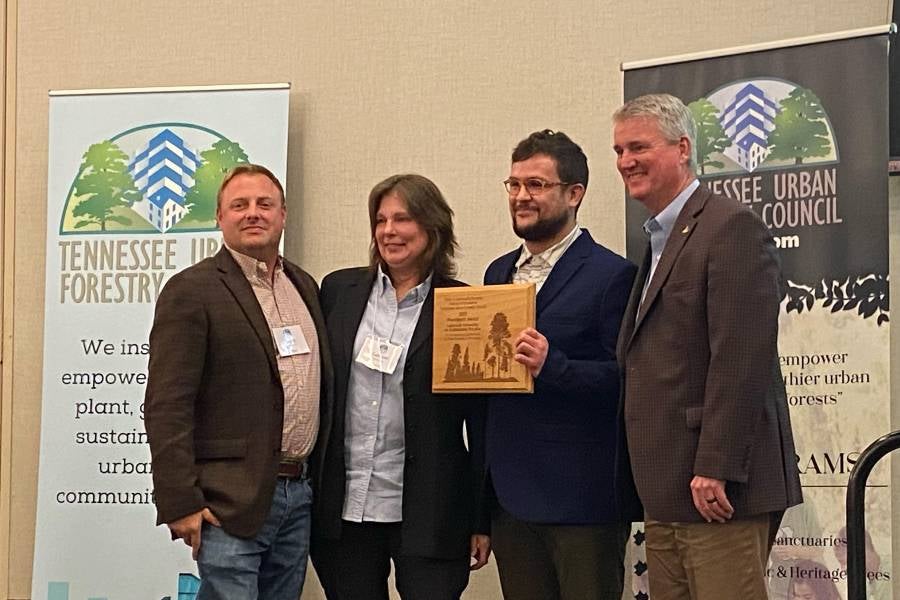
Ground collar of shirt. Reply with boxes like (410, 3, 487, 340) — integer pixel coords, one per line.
(637, 179, 699, 310)
(641, 179, 699, 245)
(514, 223, 583, 271)
(225, 243, 283, 285)
(375, 265, 432, 306)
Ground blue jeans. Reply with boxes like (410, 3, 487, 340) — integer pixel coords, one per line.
(197, 477, 313, 600)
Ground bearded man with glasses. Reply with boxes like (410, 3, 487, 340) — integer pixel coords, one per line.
(483, 130, 638, 600)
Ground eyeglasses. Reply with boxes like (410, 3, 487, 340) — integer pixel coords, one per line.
(503, 178, 570, 197)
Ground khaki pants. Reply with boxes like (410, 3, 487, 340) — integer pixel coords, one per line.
(645, 512, 782, 600)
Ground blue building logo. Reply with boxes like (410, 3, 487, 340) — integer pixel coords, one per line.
(718, 83, 779, 172)
(177, 573, 201, 600)
(60, 123, 250, 235)
(46, 572, 200, 600)
(689, 78, 838, 175)
(128, 129, 198, 232)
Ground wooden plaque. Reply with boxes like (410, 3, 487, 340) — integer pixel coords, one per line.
(432, 283, 535, 393)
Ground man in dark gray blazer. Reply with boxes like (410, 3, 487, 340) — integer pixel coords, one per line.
(145, 164, 332, 600)
(614, 94, 802, 600)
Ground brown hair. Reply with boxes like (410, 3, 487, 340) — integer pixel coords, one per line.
(367, 174, 458, 281)
(217, 163, 285, 207)
(512, 129, 588, 188)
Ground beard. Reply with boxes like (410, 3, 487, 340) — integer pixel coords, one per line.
(513, 209, 570, 243)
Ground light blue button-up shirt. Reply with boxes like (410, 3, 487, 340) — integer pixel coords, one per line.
(342, 267, 432, 523)
(640, 179, 700, 306)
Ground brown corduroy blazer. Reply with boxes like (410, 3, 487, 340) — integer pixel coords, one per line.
(145, 247, 332, 538)
(616, 185, 802, 523)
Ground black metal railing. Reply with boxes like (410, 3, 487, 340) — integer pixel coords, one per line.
(845, 430, 900, 600)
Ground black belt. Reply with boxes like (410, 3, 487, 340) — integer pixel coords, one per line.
(277, 461, 308, 480)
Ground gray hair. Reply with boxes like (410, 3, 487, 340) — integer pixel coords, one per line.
(613, 93, 697, 169)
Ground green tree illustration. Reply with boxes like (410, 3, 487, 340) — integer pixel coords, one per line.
(71, 141, 142, 231)
(181, 139, 249, 224)
(766, 87, 831, 165)
(689, 98, 730, 175)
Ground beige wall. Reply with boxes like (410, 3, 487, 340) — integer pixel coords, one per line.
(1, 1, 893, 598)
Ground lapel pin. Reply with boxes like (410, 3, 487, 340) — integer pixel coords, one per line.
(681, 225, 690, 234)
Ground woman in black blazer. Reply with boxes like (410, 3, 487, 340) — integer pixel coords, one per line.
(310, 174, 489, 600)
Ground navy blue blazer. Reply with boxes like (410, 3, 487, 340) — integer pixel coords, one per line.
(483, 229, 637, 524)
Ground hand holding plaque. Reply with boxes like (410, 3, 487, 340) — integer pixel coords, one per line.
(432, 283, 536, 393)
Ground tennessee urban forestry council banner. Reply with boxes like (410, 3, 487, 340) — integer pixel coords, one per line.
(33, 84, 289, 600)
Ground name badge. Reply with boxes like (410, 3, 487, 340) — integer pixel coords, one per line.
(273, 325, 310, 357)
(355, 335, 403, 374)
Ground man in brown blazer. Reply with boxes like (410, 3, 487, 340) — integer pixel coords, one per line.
(613, 94, 802, 600)
(145, 164, 332, 600)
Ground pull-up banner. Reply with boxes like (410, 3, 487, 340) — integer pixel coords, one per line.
(33, 84, 289, 600)
(623, 30, 891, 600)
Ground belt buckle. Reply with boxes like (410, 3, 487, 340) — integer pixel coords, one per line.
(277, 460, 306, 479)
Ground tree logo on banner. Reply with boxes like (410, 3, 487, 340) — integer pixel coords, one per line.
(687, 79, 888, 325)
(59, 123, 250, 235)
(690, 79, 838, 175)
